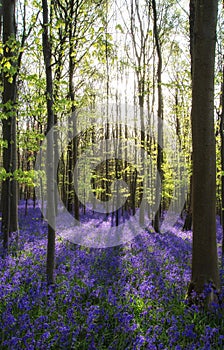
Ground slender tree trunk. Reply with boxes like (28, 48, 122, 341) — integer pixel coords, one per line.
(220, 59, 224, 258)
(91, 125, 96, 212)
(183, 172, 192, 231)
(52, 29, 65, 216)
(152, 0, 163, 233)
(73, 117, 79, 221)
(124, 94, 128, 213)
(139, 94, 146, 227)
(105, 12, 110, 215)
(67, 2, 79, 221)
(188, 0, 220, 304)
(183, 0, 195, 231)
(42, 0, 56, 285)
(2, 0, 18, 253)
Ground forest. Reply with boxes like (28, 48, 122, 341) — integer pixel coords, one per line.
(0, 0, 224, 349)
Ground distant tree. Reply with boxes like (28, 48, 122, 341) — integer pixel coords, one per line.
(128, 0, 152, 227)
(188, 0, 220, 305)
(52, 0, 107, 219)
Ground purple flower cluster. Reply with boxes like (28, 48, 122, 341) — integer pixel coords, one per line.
(0, 201, 224, 349)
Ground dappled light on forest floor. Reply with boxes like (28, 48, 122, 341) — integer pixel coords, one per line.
(0, 201, 224, 349)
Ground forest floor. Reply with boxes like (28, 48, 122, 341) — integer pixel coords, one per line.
(0, 201, 224, 349)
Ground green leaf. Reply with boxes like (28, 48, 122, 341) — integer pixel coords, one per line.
(115, 24, 124, 33)
(4, 61, 11, 70)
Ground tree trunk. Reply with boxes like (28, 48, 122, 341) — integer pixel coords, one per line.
(152, 0, 163, 233)
(2, 0, 18, 253)
(67, 1, 79, 222)
(188, 0, 219, 304)
(182, 173, 192, 231)
(183, 0, 195, 231)
(220, 60, 224, 258)
(42, 0, 56, 285)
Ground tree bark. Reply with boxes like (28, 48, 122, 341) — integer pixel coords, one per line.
(42, 0, 56, 285)
(220, 59, 224, 258)
(188, 0, 219, 304)
(183, 0, 195, 231)
(2, 0, 18, 253)
(67, 0, 79, 222)
(152, 0, 163, 233)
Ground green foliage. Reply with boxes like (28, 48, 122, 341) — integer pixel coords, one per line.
(0, 36, 21, 83)
(0, 167, 11, 181)
(0, 0, 221, 215)
(0, 139, 8, 149)
(0, 167, 36, 186)
(13, 169, 36, 186)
